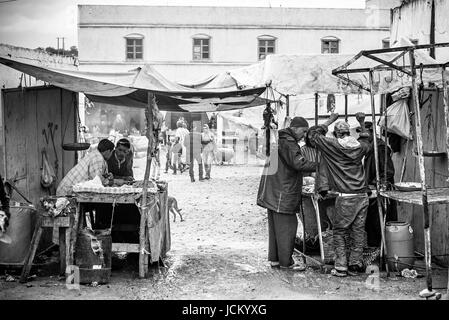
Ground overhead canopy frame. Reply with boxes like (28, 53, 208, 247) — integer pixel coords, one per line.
(333, 41, 449, 298)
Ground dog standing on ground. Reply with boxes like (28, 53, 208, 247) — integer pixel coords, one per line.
(168, 196, 184, 222)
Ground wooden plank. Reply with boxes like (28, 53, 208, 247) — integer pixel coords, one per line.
(19, 215, 43, 283)
(112, 243, 139, 253)
(58, 227, 67, 276)
(60, 90, 77, 176)
(380, 188, 449, 205)
(75, 193, 143, 204)
(64, 227, 71, 277)
(41, 216, 71, 228)
(4, 89, 28, 203)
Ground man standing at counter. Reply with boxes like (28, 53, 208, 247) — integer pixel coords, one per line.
(308, 112, 371, 277)
(107, 138, 134, 186)
(257, 117, 316, 271)
(56, 139, 115, 196)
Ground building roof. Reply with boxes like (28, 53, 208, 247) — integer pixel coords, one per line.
(78, 5, 390, 30)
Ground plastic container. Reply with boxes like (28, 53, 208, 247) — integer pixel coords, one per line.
(0, 203, 36, 265)
(385, 221, 415, 272)
(75, 229, 112, 284)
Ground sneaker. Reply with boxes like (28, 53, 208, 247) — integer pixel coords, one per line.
(270, 261, 280, 268)
(331, 268, 348, 277)
(348, 264, 365, 276)
(280, 262, 306, 271)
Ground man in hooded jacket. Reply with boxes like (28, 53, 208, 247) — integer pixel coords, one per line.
(308, 112, 372, 277)
(257, 116, 316, 271)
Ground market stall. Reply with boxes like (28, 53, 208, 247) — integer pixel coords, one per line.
(0, 52, 268, 281)
(332, 38, 449, 299)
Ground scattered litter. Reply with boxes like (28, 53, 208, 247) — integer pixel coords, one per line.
(5, 275, 15, 282)
(401, 268, 418, 279)
(26, 284, 33, 288)
(90, 281, 99, 287)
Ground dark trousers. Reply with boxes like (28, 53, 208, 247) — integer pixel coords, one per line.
(188, 154, 204, 179)
(267, 209, 298, 267)
(328, 194, 368, 271)
(365, 197, 398, 247)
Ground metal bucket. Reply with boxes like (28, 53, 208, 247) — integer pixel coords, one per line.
(385, 221, 415, 272)
(75, 229, 112, 284)
(0, 202, 36, 265)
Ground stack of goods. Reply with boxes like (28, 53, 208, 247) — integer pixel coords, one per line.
(41, 197, 77, 217)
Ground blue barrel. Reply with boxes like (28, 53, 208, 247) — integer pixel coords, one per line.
(385, 221, 415, 272)
(0, 203, 36, 265)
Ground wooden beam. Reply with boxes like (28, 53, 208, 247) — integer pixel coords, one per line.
(442, 67, 449, 184)
(369, 70, 389, 275)
(112, 243, 139, 253)
(139, 92, 155, 278)
(409, 49, 433, 292)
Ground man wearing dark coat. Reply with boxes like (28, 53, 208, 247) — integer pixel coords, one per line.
(257, 117, 316, 271)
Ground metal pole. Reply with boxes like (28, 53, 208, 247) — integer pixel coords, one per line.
(286, 94, 290, 117)
(344, 94, 348, 122)
(315, 93, 319, 126)
(368, 70, 389, 275)
(409, 50, 433, 292)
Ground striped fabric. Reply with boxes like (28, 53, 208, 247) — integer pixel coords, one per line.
(300, 145, 320, 162)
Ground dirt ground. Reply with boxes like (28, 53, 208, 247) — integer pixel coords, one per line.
(1, 162, 448, 300)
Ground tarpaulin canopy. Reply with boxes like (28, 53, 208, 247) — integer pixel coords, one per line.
(0, 54, 267, 112)
(332, 38, 449, 94)
(227, 53, 362, 95)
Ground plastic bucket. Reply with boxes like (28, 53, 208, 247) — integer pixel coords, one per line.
(0, 202, 36, 265)
(385, 221, 415, 272)
(75, 229, 112, 284)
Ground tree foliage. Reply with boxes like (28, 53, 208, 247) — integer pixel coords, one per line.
(35, 46, 78, 57)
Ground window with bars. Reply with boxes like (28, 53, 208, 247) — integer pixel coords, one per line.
(126, 37, 143, 60)
(321, 37, 339, 54)
(258, 36, 276, 60)
(193, 37, 210, 60)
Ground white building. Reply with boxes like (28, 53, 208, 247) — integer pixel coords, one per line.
(78, 0, 400, 83)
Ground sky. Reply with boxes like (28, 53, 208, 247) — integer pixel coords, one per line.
(0, 0, 366, 49)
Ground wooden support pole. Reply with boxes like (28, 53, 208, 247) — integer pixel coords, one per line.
(312, 92, 325, 263)
(139, 92, 155, 278)
(439, 67, 449, 297)
(441, 67, 449, 183)
(368, 70, 389, 276)
(409, 50, 433, 292)
(20, 215, 43, 283)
